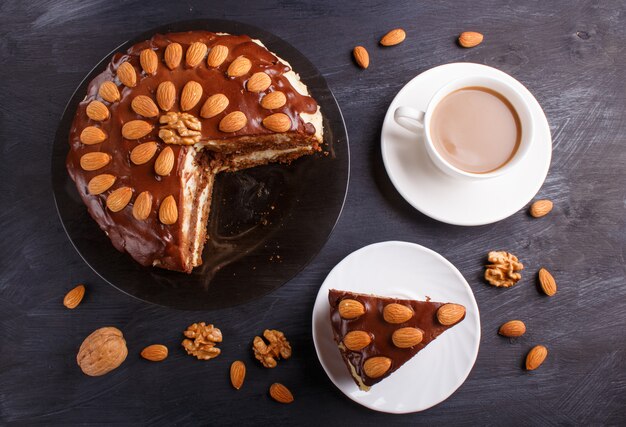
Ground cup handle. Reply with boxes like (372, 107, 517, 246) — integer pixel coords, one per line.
(394, 106, 426, 134)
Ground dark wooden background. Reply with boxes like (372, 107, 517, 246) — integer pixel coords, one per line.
(1, 1, 624, 425)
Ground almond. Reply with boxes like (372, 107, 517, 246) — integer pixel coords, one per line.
(499, 320, 526, 337)
(530, 199, 553, 218)
(140, 49, 158, 75)
(140, 344, 168, 361)
(383, 303, 413, 324)
(230, 360, 246, 390)
(117, 61, 136, 87)
(180, 81, 203, 111)
(98, 81, 120, 103)
(207, 44, 229, 67)
(437, 303, 466, 326)
(80, 152, 111, 171)
(130, 141, 158, 165)
(154, 146, 174, 176)
(122, 120, 153, 140)
(200, 94, 229, 118)
(131, 95, 159, 118)
(260, 91, 287, 110)
(538, 268, 557, 296)
(269, 383, 294, 403)
(63, 284, 85, 309)
(106, 187, 132, 212)
(157, 81, 176, 111)
(262, 113, 291, 133)
(353, 46, 369, 69)
(459, 31, 484, 48)
(338, 299, 365, 319)
(159, 195, 178, 225)
(227, 56, 252, 77)
(392, 327, 424, 348)
(380, 28, 406, 46)
(525, 345, 548, 370)
(164, 43, 182, 69)
(247, 72, 272, 92)
(219, 111, 247, 133)
(132, 191, 153, 221)
(363, 356, 392, 378)
(87, 174, 116, 195)
(86, 101, 109, 121)
(343, 331, 371, 351)
(185, 42, 207, 67)
(80, 126, 107, 145)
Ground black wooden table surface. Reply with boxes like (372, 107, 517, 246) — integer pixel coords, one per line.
(1, 1, 625, 425)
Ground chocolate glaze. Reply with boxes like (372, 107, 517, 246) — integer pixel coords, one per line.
(328, 289, 465, 388)
(66, 31, 320, 272)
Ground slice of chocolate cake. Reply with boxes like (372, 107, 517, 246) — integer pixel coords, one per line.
(66, 31, 323, 273)
(328, 289, 466, 391)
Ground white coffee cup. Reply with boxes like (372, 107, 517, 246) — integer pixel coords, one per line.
(394, 75, 534, 179)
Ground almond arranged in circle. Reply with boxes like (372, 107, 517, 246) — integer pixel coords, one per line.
(338, 299, 365, 319)
(106, 187, 133, 212)
(140, 49, 158, 75)
(132, 191, 153, 220)
(159, 195, 178, 225)
(180, 81, 203, 111)
(262, 113, 291, 132)
(117, 62, 136, 87)
(186, 42, 208, 67)
(437, 303, 466, 326)
(343, 331, 371, 351)
(98, 81, 120, 102)
(154, 146, 174, 176)
(156, 81, 176, 111)
(392, 327, 423, 348)
(247, 72, 271, 92)
(131, 95, 159, 118)
(87, 174, 116, 195)
(86, 101, 109, 121)
(260, 91, 287, 110)
(200, 94, 229, 118)
(227, 56, 252, 77)
(122, 120, 153, 140)
(363, 356, 392, 378)
(219, 111, 247, 133)
(80, 152, 111, 171)
(382, 303, 413, 324)
(80, 126, 107, 145)
(164, 43, 182, 69)
(130, 141, 158, 165)
(207, 45, 228, 67)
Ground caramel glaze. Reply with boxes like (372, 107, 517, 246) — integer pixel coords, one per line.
(328, 289, 465, 388)
(66, 31, 320, 272)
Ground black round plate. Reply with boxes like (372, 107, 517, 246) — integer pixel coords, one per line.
(51, 20, 349, 310)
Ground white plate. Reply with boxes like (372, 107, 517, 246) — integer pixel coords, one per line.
(381, 62, 552, 226)
(312, 241, 480, 413)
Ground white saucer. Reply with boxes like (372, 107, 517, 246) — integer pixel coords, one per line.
(312, 241, 480, 413)
(381, 62, 552, 226)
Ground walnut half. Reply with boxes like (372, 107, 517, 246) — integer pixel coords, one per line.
(182, 322, 222, 360)
(158, 112, 202, 145)
(252, 329, 292, 368)
(484, 251, 524, 288)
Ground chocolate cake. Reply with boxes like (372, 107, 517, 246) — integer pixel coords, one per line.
(66, 31, 323, 273)
(328, 289, 466, 391)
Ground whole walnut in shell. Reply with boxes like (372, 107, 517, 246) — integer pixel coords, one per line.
(77, 327, 128, 376)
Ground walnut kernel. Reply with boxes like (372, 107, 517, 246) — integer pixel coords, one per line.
(158, 112, 202, 145)
(252, 329, 292, 368)
(484, 251, 524, 288)
(181, 322, 222, 360)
